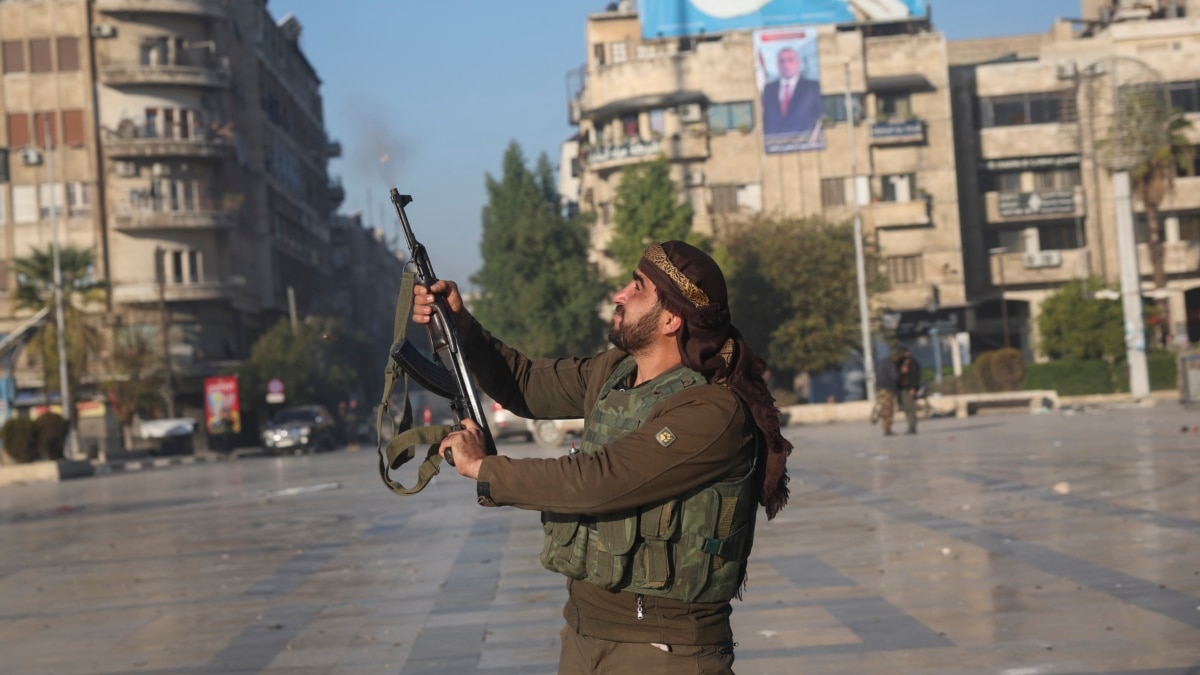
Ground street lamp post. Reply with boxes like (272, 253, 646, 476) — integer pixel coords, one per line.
(43, 114, 76, 459)
(846, 61, 875, 403)
(989, 247, 1011, 349)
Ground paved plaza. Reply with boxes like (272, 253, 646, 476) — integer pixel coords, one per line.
(2, 403, 1199, 674)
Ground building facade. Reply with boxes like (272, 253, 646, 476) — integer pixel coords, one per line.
(566, 0, 1200, 363)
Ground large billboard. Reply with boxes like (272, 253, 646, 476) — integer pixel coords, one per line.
(755, 27, 824, 153)
(639, 0, 928, 39)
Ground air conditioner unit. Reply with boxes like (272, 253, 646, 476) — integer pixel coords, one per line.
(1021, 251, 1042, 269)
(1056, 61, 1078, 80)
(1039, 250, 1063, 267)
(152, 162, 170, 177)
(685, 170, 705, 187)
(21, 148, 43, 166)
(677, 103, 703, 123)
(115, 161, 137, 178)
(91, 23, 116, 39)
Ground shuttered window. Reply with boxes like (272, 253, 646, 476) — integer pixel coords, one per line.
(63, 109, 85, 147)
(2, 41, 24, 74)
(0, 186, 7, 225)
(7, 113, 31, 148)
(13, 185, 37, 224)
(57, 37, 79, 72)
(29, 39, 52, 73)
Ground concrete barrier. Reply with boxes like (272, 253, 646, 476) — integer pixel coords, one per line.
(0, 460, 95, 486)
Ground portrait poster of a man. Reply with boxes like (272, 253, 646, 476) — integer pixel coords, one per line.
(754, 27, 825, 154)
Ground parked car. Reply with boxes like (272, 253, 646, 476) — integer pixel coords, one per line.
(262, 405, 337, 455)
(481, 396, 533, 442)
(526, 417, 585, 450)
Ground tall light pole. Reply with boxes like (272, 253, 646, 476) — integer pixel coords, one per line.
(43, 114, 76, 458)
(988, 247, 1011, 348)
(846, 61, 875, 402)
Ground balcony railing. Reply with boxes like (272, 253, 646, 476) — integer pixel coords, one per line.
(96, 0, 224, 18)
(114, 210, 235, 232)
(985, 186, 1084, 223)
(585, 138, 664, 170)
(1138, 241, 1200, 276)
(100, 62, 231, 89)
(990, 248, 1086, 286)
(112, 277, 244, 304)
(871, 198, 931, 228)
(869, 118, 925, 145)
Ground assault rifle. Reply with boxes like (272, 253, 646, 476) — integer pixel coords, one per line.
(374, 190, 496, 496)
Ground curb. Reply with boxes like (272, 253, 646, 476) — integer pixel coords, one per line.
(1, 450, 244, 487)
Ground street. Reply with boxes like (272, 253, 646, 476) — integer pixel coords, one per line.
(2, 404, 1199, 674)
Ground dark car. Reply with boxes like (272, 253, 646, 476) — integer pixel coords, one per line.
(262, 405, 337, 455)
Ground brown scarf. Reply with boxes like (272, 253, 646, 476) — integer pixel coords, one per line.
(637, 241, 792, 519)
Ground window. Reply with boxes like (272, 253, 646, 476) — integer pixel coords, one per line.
(171, 250, 184, 284)
(2, 41, 24, 74)
(881, 173, 916, 202)
(876, 91, 912, 118)
(187, 250, 200, 283)
(1033, 168, 1081, 191)
(985, 171, 1021, 192)
(56, 38, 79, 72)
(1179, 212, 1200, 241)
(610, 41, 628, 64)
(821, 177, 846, 207)
(33, 111, 56, 147)
(711, 185, 738, 215)
(984, 228, 1027, 253)
(981, 92, 1066, 127)
(648, 109, 665, 136)
(6, 113, 30, 147)
(29, 39, 52, 73)
(1166, 80, 1200, 113)
(67, 182, 90, 217)
(1038, 221, 1083, 250)
(13, 185, 36, 223)
(887, 255, 923, 285)
(706, 101, 753, 133)
(821, 94, 865, 124)
(0, 186, 6, 225)
(621, 113, 639, 139)
(62, 109, 84, 147)
(592, 43, 606, 67)
(39, 183, 63, 219)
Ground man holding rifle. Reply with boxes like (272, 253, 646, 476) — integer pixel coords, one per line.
(413, 240, 792, 674)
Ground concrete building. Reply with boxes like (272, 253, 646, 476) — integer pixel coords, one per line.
(0, 0, 348, 416)
(566, 0, 1200, 364)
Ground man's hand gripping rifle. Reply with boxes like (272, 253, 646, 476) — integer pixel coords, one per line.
(375, 190, 496, 496)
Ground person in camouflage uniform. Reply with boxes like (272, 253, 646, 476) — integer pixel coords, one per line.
(414, 241, 792, 675)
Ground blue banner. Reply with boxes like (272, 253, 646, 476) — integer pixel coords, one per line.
(639, 0, 928, 39)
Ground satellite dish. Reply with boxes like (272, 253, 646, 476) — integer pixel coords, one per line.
(689, 0, 773, 19)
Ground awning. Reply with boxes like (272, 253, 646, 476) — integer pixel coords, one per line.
(867, 74, 934, 92)
(583, 91, 708, 120)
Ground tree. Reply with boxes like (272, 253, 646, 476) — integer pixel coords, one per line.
(1130, 106, 1195, 347)
(234, 316, 370, 425)
(470, 141, 608, 357)
(724, 216, 885, 378)
(1038, 278, 1126, 361)
(101, 329, 167, 451)
(608, 156, 702, 280)
(13, 246, 106, 418)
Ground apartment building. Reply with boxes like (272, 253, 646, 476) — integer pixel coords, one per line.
(567, 0, 1200, 362)
(0, 0, 345, 413)
(569, 1, 968, 355)
(952, 0, 1200, 353)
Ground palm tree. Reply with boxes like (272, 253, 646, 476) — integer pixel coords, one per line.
(1130, 107, 1196, 347)
(13, 246, 107, 419)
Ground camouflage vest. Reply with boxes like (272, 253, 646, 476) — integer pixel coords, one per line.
(539, 356, 757, 604)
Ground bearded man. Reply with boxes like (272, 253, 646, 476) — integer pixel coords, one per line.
(413, 241, 792, 675)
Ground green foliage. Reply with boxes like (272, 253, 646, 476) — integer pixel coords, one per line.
(725, 215, 885, 374)
(234, 316, 370, 422)
(470, 141, 608, 357)
(1022, 358, 1113, 396)
(35, 412, 68, 461)
(972, 348, 1026, 392)
(1, 417, 39, 464)
(102, 329, 166, 427)
(1039, 278, 1125, 361)
(1147, 350, 1178, 391)
(608, 156, 700, 280)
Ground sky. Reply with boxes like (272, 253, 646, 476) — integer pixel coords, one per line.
(270, 0, 1082, 287)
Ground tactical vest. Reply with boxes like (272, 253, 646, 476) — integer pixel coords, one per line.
(539, 357, 758, 604)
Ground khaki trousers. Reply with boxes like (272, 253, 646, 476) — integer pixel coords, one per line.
(558, 626, 735, 675)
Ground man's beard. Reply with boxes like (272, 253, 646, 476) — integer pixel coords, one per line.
(608, 302, 661, 354)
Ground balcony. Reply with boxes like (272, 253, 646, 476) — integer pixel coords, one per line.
(991, 248, 1087, 286)
(113, 277, 244, 304)
(328, 178, 345, 206)
(100, 62, 231, 89)
(870, 198, 931, 228)
(1136, 176, 1200, 213)
(985, 187, 1084, 223)
(1138, 241, 1200, 276)
(105, 136, 232, 160)
(96, 0, 224, 19)
(114, 210, 235, 232)
(869, 118, 925, 145)
(585, 138, 664, 171)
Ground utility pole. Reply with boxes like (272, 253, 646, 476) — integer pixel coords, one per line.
(846, 61, 875, 402)
(44, 114, 76, 459)
(156, 247, 176, 417)
(287, 286, 298, 333)
(989, 247, 1011, 348)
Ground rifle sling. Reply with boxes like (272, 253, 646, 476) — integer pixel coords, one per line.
(375, 271, 453, 496)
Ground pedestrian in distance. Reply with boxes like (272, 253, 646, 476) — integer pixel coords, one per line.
(874, 350, 900, 436)
(413, 240, 793, 675)
(895, 346, 921, 435)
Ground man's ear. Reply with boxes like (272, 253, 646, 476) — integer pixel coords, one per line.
(661, 311, 683, 337)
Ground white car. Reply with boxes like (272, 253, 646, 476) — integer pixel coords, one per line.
(525, 417, 585, 450)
